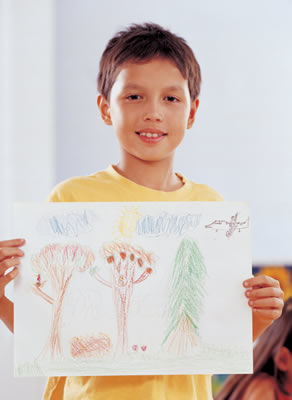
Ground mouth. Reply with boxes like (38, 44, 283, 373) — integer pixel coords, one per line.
(135, 130, 167, 144)
(135, 130, 167, 138)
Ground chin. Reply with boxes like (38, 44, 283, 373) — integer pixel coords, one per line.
(136, 154, 171, 163)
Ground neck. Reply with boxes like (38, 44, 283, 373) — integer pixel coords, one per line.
(114, 154, 183, 192)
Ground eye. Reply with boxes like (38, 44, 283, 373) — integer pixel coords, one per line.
(165, 96, 179, 102)
(126, 94, 142, 101)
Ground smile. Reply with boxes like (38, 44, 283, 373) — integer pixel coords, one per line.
(136, 132, 166, 138)
(135, 131, 167, 144)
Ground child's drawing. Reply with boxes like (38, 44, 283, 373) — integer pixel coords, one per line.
(14, 202, 252, 376)
(90, 241, 154, 355)
(136, 212, 201, 237)
(132, 344, 147, 352)
(32, 244, 95, 358)
(163, 238, 207, 354)
(37, 209, 98, 237)
(114, 206, 141, 240)
(205, 212, 250, 238)
(70, 333, 112, 358)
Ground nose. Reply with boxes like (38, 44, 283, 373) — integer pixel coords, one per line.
(143, 100, 163, 122)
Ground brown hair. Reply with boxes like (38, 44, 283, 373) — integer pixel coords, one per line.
(97, 22, 201, 102)
(215, 297, 292, 400)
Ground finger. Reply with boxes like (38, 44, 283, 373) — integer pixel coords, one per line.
(0, 257, 21, 275)
(243, 275, 280, 289)
(252, 308, 282, 320)
(0, 267, 19, 287)
(245, 287, 284, 300)
(0, 239, 25, 248)
(0, 247, 25, 262)
(248, 297, 284, 310)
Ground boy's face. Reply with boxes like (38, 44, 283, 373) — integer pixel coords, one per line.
(98, 58, 199, 165)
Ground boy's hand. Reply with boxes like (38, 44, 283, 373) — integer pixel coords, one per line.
(243, 275, 284, 341)
(0, 239, 25, 301)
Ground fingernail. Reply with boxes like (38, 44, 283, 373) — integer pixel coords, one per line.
(11, 269, 18, 278)
(245, 290, 251, 297)
(243, 281, 249, 287)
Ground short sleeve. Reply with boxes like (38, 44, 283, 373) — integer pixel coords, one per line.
(47, 188, 62, 202)
(47, 180, 76, 202)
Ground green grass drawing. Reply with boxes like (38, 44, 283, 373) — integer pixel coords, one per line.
(15, 360, 44, 377)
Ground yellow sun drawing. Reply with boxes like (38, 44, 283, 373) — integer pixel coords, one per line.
(113, 206, 141, 241)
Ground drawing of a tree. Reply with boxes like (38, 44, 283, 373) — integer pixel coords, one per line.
(32, 244, 95, 358)
(90, 241, 154, 355)
(163, 238, 207, 354)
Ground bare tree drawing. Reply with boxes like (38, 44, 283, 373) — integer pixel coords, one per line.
(163, 238, 207, 354)
(32, 244, 95, 358)
(90, 241, 154, 355)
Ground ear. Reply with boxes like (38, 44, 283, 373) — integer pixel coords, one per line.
(97, 94, 112, 126)
(274, 347, 291, 372)
(187, 98, 200, 130)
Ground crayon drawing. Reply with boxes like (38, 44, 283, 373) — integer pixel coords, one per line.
(70, 333, 113, 358)
(14, 201, 252, 376)
(163, 238, 206, 354)
(32, 244, 95, 359)
(114, 206, 141, 240)
(205, 212, 250, 238)
(91, 241, 154, 355)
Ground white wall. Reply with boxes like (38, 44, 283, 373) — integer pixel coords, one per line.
(0, 0, 55, 399)
(56, 0, 292, 264)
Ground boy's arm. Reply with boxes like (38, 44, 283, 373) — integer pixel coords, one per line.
(0, 239, 25, 333)
(243, 275, 284, 341)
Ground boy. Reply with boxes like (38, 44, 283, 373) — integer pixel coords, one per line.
(0, 22, 284, 400)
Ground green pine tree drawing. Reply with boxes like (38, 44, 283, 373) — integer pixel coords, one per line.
(162, 238, 207, 354)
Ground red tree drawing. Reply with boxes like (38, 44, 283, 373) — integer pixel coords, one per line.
(91, 241, 154, 355)
(32, 244, 95, 358)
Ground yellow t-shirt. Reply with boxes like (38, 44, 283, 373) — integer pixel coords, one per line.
(43, 165, 223, 400)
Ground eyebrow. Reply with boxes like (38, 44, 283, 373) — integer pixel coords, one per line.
(122, 84, 185, 92)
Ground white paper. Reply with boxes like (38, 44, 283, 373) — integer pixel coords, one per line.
(13, 202, 252, 376)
